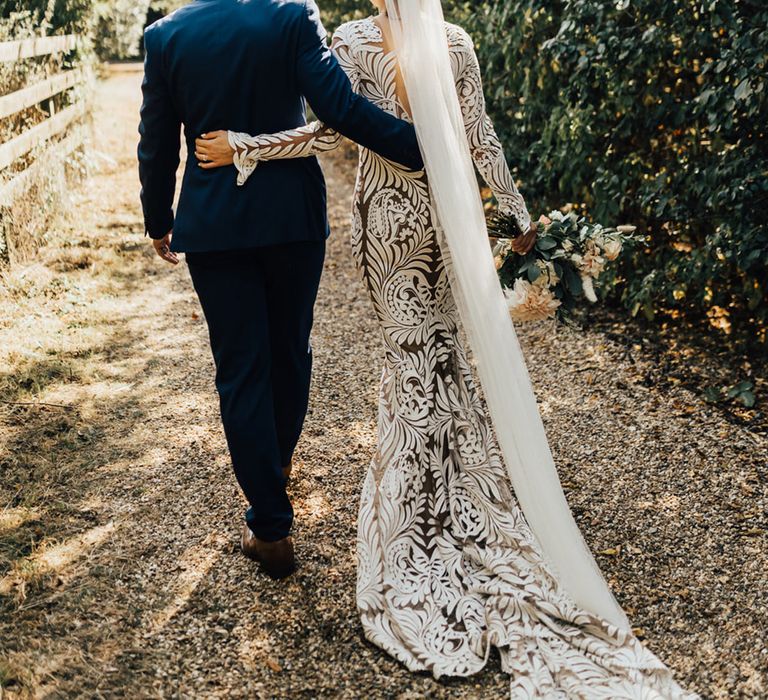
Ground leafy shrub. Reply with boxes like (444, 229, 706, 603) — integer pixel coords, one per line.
(93, 0, 151, 59)
(145, 0, 186, 28)
(0, 0, 95, 36)
(321, 0, 768, 344)
(0, 0, 151, 59)
(319, 0, 370, 32)
(320, 0, 472, 32)
(469, 0, 766, 341)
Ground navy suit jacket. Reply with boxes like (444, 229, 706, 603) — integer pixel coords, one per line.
(138, 0, 423, 252)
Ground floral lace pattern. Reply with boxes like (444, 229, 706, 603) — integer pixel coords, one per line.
(228, 124, 342, 186)
(229, 18, 696, 699)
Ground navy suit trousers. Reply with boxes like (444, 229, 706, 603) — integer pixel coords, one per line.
(186, 241, 325, 541)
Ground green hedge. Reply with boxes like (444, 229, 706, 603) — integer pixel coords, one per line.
(94, 0, 151, 59)
(319, 0, 368, 32)
(0, 0, 94, 36)
(322, 0, 768, 342)
(321, 0, 470, 32)
(0, 0, 150, 59)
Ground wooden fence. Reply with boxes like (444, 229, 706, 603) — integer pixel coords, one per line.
(0, 34, 88, 208)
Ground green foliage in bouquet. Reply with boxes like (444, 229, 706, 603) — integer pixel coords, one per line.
(491, 211, 638, 324)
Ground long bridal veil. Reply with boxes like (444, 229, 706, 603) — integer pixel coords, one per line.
(384, 0, 631, 631)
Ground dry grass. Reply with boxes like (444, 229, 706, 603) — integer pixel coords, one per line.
(0, 66, 765, 699)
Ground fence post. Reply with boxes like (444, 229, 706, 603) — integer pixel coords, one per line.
(0, 33, 87, 260)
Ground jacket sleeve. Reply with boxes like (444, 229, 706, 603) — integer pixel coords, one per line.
(226, 29, 359, 186)
(138, 26, 182, 240)
(294, 1, 423, 171)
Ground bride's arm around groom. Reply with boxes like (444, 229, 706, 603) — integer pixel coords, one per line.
(290, 1, 423, 170)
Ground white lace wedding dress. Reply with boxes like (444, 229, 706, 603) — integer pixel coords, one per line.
(227, 18, 696, 699)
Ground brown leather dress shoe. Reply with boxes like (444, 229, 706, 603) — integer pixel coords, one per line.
(241, 524, 295, 580)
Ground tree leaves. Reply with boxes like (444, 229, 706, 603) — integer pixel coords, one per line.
(451, 0, 768, 343)
(318, 0, 767, 343)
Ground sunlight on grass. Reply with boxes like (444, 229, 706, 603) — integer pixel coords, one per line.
(0, 263, 55, 304)
(0, 507, 38, 535)
(0, 522, 115, 596)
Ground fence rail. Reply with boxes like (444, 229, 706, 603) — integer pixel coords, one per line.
(0, 101, 86, 172)
(0, 35, 78, 63)
(0, 67, 84, 120)
(0, 34, 86, 208)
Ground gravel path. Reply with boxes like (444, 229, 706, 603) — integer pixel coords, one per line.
(0, 67, 765, 700)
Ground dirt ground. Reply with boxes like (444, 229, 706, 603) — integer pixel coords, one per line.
(0, 66, 766, 700)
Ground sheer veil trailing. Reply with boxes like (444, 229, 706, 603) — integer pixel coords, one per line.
(384, 0, 631, 631)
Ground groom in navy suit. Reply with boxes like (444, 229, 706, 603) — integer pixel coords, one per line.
(138, 0, 422, 578)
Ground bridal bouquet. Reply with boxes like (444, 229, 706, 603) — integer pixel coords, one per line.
(489, 210, 639, 324)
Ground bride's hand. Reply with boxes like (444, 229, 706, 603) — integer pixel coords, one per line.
(511, 222, 538, 255)
(195, 131, 235, 169)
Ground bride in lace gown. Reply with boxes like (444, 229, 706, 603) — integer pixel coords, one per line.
(194, 3, 696, 697)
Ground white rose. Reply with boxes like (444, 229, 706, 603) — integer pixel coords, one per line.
(576, 246, 606, 278)
(603, 239, 623, 261)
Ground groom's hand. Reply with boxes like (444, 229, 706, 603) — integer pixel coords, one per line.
(152, 231, 179, 265)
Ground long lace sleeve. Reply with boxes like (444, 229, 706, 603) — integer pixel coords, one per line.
(228, 124, 342, 186)
(453, 31, 532, 233)
(228, 27, 360, 187)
